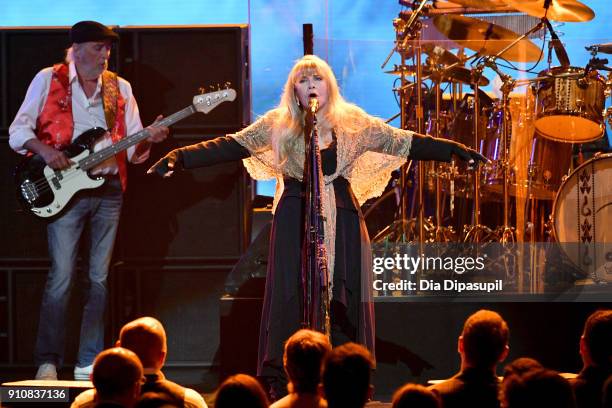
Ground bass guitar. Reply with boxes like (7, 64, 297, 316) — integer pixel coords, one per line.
(15, 88, 236, 218)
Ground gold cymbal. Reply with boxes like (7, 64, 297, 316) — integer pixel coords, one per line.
(385, 64, 490, 86)
(441, 66, 490, 86)
(403, 44, 462, 66)
(433, 14, 542, 62)
(443, 0, 508, 9)
(505, 0, 594, 22)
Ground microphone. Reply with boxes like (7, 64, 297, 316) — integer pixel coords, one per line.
(544, 19, 570, 67)
(308, 96, 319, 114)
(586, 43, 612, 54)
(586, 57, 611, 73)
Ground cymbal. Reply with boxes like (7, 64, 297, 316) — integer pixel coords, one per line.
(443, 0, 507, 9)
(433, 15, 542, 62)
(385, 64, 490, 86)
(424, 43, 462, 66)
(441, 66, 490, 86)
(403, 44, 462, 66)
(505, 0, 594, 22)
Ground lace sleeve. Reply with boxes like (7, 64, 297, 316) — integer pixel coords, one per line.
(228, 113, 278, 181)
(365, 116, 415, 158)
(341, 117, 414, 205)
(229, 114, 272, 155)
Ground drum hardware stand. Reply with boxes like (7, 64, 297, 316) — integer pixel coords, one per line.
(495, 73, 517, 244)
(414, 30, 428, 244)
(383, 1, 433, 243)
(480, 16, 560, 290)
(606, 71, 612, 128)
(463, 63, 496, 243)
(376, 3, 432, 243)
(474, 18, 546, 244)
(398, 53, 480, 242)
(467, 19, 545, 286)
(430, 64, 457, 242)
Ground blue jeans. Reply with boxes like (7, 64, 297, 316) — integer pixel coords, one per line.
(34, 177, 122, 368)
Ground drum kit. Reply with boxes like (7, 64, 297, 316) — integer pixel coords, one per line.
(370, 0, 612, 284)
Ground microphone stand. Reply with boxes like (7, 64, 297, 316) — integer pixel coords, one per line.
(300, 99, 330, 336)
(543, 18, 570, 67)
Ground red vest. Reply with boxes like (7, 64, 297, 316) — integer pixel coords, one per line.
(36, 63, 129, 190)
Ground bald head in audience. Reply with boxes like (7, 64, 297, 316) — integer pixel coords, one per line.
(92, 347, 143, 407)
(118, 317, 167, 370)
(71, 317, 207, 408)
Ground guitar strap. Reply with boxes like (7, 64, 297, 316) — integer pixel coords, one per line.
(101, 70, 128, 191)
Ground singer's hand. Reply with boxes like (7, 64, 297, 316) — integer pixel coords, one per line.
(450, 143, 488, 169)
(147, 149, 182, 178)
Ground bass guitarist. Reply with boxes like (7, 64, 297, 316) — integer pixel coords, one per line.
(8, 20, 168, 381)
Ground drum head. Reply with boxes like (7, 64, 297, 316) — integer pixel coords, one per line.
(536, 115, 604, 143)
(553, 154, 612, 281)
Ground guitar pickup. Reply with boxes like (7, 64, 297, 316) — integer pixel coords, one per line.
(51, 176, 61, 190)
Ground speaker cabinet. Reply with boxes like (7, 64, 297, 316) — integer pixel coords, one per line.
(0, 27, 69, 131)
(117, 136, 250, 262)
(0, 142, 49, 260)
(116, 25, 251, 134)
(10, 267, 99, 365)
(219, 296, 263, 380)
(110, 265, 230, 366)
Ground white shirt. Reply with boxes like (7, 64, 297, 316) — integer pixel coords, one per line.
(70, 369, 208, 408)
(9, 61, 149, 174)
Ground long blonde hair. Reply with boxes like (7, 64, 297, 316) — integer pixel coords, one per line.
(270, 54, 368, 167)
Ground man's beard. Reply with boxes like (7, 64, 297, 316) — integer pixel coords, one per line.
(80, 61, 107, 80)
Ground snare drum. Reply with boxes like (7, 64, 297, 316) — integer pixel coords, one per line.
(553, 154, 612, 281)
(534, 66, 606, 143)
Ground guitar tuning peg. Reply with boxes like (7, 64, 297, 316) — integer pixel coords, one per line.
(216, 83, 222, 91)
(224, 82, 232, 89)
(198, 87, 206, 95)
(209, 85, 216, 92)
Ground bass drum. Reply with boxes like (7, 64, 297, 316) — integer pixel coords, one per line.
(553, 153, 612, 281)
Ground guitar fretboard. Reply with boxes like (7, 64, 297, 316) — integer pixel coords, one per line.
(79, 105, 197, 170)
